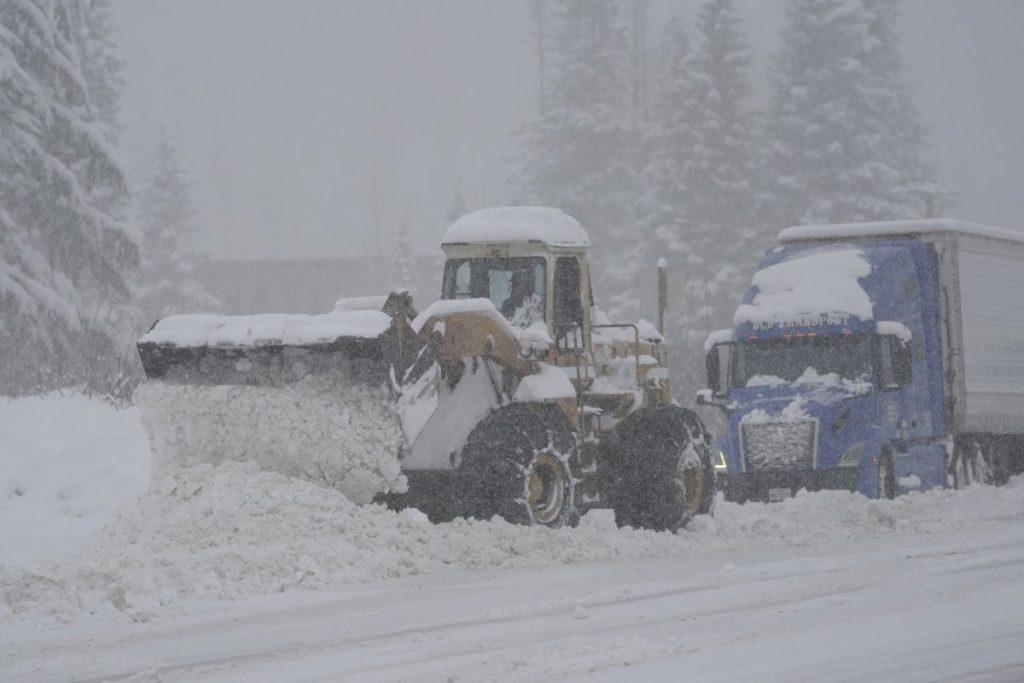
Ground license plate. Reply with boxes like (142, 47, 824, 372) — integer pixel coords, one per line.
(768, 487, 793, 502)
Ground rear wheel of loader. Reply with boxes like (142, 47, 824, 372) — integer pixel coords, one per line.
(599, 406, 715, 532)
(460, 403, 580, 528)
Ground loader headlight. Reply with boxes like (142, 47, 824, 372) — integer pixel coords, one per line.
(713, 450, 728, 471)
(837, 441, 865, 468)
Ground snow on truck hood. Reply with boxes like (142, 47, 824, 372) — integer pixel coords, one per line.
(140, 310, 394, 347)
(734, 248, 873, 327)
(442, 206, 591, 247)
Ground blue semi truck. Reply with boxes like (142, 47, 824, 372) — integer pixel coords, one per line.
(699, 220, 1024, 501)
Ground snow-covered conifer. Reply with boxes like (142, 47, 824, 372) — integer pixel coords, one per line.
(136, 130, 218, 327)
(74, 0, 123, 141)
(641, 1, 762, 396)
(445, 175, 468, 225)
(766, 0, 936, 227)
(387, 206, 417, 292)
(674, 0, 761, 331)
(0, 0, 138, 396)
(515, 0, 642, 318)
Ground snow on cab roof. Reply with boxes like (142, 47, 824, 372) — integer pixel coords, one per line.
(779, 219, 1024, 245)
(442, 206, 591, 248)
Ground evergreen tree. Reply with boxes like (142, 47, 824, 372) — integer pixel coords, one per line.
(641, 2, 762, 399)
(387, 206, 417, 293)
(673, 0, 761, 334)
(640, 15, 692, 261)
(0, 0, 138, 396)
(445, 174, 467, 225)
(766, 0, 935, 227)
(74, 0, 123, 140)
(137, 130, 218, 326)
(515, 0, 642, 318)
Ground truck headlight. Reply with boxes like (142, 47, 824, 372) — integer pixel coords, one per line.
(837, 441, 865, 468)
(713, 450, 728, 471)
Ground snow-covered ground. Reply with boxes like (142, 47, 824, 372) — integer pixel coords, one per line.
(2, 394, 1024, 681)
(0, 394, 150, 567)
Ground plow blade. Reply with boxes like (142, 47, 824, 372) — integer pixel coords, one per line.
(136, 304, 423, 504)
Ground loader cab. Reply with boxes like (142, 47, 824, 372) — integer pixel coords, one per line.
(439, 244, 593, 353)
(439, 207, 594, 356)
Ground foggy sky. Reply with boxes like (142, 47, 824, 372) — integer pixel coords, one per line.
(111, 0, 1024, 260)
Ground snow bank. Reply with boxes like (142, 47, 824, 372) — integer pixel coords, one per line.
(5, 460, 1023, 629)
(4, 395, 1024, 630)
(0, 394, 149, 567)
(0, 461, 686, 627)
(140, 310, 392, 348)
(734, 248, 873, 327)
(442, 206, 591, 247)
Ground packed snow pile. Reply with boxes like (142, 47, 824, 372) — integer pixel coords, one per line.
(3, 394, 1024, 630)
(0, 460, 687, 627)
(135, 379, 405, 505)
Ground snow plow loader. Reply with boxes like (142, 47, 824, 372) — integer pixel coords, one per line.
(137, 207, 716, 530)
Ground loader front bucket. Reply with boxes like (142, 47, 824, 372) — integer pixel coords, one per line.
(135, 298, 424, 504)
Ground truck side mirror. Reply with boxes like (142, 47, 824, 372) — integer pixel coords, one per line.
(879, 333, 912, 389)
(706, 349, 721, 394)
(893, 339, 912, 386)
(705, 343, 732, 396)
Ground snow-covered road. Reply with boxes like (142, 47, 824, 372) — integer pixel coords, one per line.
(6, 517, 1024, 682)
(3, 394, 1024, 682)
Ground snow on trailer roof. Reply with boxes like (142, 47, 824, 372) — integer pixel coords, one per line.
(779, 219, 1024, 245)
(442, 207, 591, 247)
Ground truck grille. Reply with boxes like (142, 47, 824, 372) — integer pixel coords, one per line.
(741, 420, 818, 471)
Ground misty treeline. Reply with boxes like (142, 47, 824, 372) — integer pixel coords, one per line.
(513, 0, 936, 394)
(0, 0, 938, 404)
(0, 0, 212, 399)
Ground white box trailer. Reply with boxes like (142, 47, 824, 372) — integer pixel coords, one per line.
(943, 233, 1024, 433)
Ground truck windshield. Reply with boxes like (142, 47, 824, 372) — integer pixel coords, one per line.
(731, 335, 874, 387)
(443, 257, 546, 328)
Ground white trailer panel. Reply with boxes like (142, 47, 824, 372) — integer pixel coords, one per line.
(955, 237, 1024, 433)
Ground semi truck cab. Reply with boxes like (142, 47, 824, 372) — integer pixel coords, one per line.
(701, 220, 1024, 501)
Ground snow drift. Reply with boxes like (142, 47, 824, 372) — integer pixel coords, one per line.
(3, 394, 1024, 630)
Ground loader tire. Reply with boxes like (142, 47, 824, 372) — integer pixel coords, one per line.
(459, 403, 580, 528)
(599, 406, 715, 532)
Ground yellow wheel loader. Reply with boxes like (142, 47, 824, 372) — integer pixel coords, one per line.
(137, 207, 716, 530)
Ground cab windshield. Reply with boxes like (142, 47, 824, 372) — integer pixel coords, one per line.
(731, 335, 874, 387)
(443, 257, 546, 328)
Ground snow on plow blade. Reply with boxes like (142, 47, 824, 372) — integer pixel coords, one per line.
(136, 303, 422, 504)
